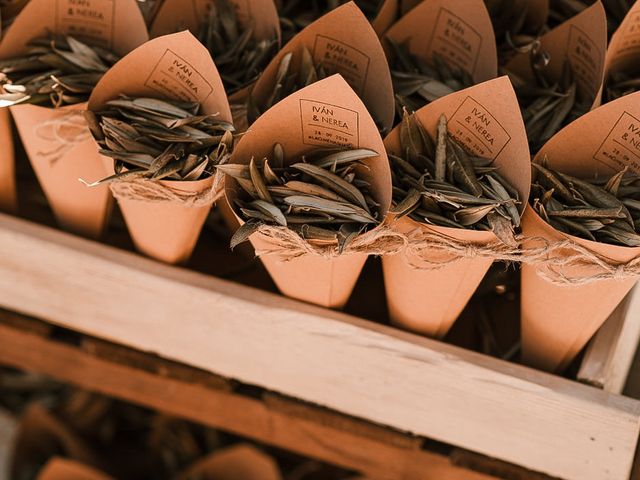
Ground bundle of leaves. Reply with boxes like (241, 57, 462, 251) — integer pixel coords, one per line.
(390, 112, 521, 246)
(84, 95, 235, 185)
(220, 144, 382, 251)
(0, 35, 119, 108)
(531, 162, 640, 246)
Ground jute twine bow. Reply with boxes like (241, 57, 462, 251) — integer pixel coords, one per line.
(34, 110, 91, 164)
(401, 227, 640, 286)
(252, 224, 408, 260)
(109, 171, 225, 207)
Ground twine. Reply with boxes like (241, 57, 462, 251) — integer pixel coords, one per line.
(399, 227, 640, 286)
(252, 224, 407, 260)
(34, 110, 92, 164)
(109, 170, 225, 207)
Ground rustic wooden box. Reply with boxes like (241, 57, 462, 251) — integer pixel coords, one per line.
(0, 207, 639, 480)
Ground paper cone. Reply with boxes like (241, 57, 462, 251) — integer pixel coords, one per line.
(382, 76, 531, 337)
(382, 0, 497, 85)
(0, 0, 149, 238)
(88, 31, 232, 264)
(249, 2, 395, 133)
(224, 74, 392, 308)
(0, 108, 16, 213)
(118, 176, 215, 264)
(177, 444, 282, 480)
(521, 90, 640, 372)
(37, 458, 112, 480)
(505, 1, 607, 109)
(9, 103, 113, 237)
(11, 405, 102, 477)
(603, 1, 640, 102)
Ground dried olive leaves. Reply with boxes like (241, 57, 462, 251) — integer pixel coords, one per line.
(198, 0, 279, 95)
(504, 46, 589, 153)
(246, 46, 327, 124)
(390, 111, 521, 246)
(221, 144, 382, 250)
(389, 39, 474, 118)
(84, 95, 235, 185)
(0, 35, 119, 108)
(531, 161, 640, 247)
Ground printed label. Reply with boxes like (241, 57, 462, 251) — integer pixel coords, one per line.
(427, 8, 482, 75)
(610, 11, 640, 63)
(566, 25, 603, 97)
(55, 0, 115, 49)
(448, 96, 510, 159)
(593, 112, 640, 173)
(300, 99, 359, 148)
(145, 50, 214, 103)
(312, 35, 370, 94)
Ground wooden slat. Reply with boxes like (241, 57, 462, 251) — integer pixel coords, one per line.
(0, 212, 638, 480)
(0, 319, 495, 480)
(578, 284, 640, 394)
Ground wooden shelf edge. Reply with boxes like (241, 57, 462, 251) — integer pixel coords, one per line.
(0, 213, 638, 480)
(0, 315, 499, 480)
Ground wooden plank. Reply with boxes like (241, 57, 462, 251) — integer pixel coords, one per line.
(578, 284, 640, 394)
(0, 319, 495, 480)
(0, 212, 638, 480)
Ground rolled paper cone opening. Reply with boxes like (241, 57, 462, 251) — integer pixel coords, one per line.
(382, 216, 496, 337)
(520, 206, 640, 372)
(223, 75, 392, 309)
(116, 175, 215, 265)
(381, 76, 531, 338)
(0, 108, 17, 213)
(9, 103, 114, 239)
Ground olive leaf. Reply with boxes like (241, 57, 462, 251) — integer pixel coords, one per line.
(221, 143, 381, 247)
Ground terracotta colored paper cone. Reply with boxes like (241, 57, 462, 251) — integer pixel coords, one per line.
(521, 90, 640, 372)
(382, 76, 531, 337)
(224, 74, 392, 308)
(603, 1, 640, 102)
(37, 458, 112, 480)
(118, 177, 215, 264)
(177, 444, 282, 480)
(0, 108, 16, 213)
(249, 2, 395, 133)
(9, 103, 113, 237)
(505, 1, 607, 109)
(382, 0, 497, 85)
(11, 405, 102, 476)
(0, 0, 149, 238)
(88, 31, 232, 264)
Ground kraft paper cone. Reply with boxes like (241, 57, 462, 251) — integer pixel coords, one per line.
(224, 74, 392, 308)
(11, 405, 102, 476)
(0, 0, 149, 238)
(382, 0, 497, 85)
(0, 108, 16, 213)
(249, 2, 395, 133)
(603, 1, 640, 102)
(521, 90, 640, 372)
(10, 103, 113, 237)
(505, 1, 607, 110)
(37, 459, 112, 480)
(382, 76, 531, 337)
(88, 31, 232, 264)
(177, 445, 282, 480)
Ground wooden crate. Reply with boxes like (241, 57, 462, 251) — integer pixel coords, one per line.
(0, 211, 639, 480)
